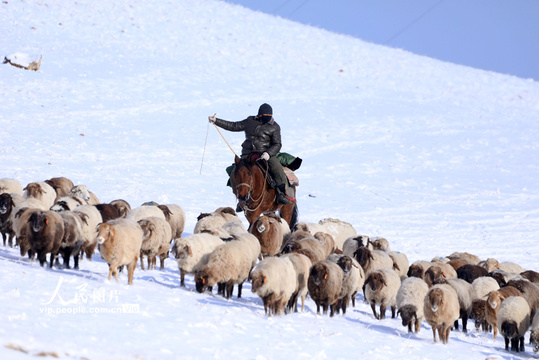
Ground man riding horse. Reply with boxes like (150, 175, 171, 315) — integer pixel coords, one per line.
(208, 103, 293, 206)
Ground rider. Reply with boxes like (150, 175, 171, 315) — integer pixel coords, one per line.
(209, 103, 291, 206)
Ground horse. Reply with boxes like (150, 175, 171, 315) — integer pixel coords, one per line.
(231, 154, 298, 229)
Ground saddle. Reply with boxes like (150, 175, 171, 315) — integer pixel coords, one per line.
(250, 153, 299, 200)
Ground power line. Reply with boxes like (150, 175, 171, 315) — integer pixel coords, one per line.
(289, 0, 311, 17)
(385, 0, 445, 45)
(273, 0, 293, 14)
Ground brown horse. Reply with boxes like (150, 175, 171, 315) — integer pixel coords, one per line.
(231, 154, 298, 229)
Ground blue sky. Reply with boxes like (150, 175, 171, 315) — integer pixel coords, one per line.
(224, 0, 539, 81)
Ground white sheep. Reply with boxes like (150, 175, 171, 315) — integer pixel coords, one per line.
(424, 284, 460, 344)
(73, 204, 103, 260)
(389, 251, 409, 280)
(194, 237, 258, 299)
(97, 218, 143, 285)
(160, 203, 185, 240)
(497, 296, 531, 353)
(126, 205, 166, 222)
(50, 196, 88, 212)
(342, 235, 372, 258)
(485, 286, 524, 340)
(193, 206, 242, 236)
(365, 267, 401, 319)
(250, 256, 297, 316)
(137, 217, 172, 270)
(171, 233, 225, 287)
(353, 247, 394, 278)
(0, 178, 24, 195)
(469, 276, 500, 332)
(280, 252, 312, 313)
(530, 310, 539, 353)
(23, 181, 56, 209)
(396, 277, 429, 333)
(371, 237, 391, 252)
(69, 185, 100, 205)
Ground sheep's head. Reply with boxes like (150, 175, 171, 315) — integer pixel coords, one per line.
(487, 271, 507, 287)
(310, 263, 329, 286)
(96, 223, 114, 245)
(365, 271, 386, 293)
(407, 264, 425, 279)
(397, 305, 418, 328)
(194, 268, 212, 293)
(29, 211, 48, 233)
(314, 232, 333, 248)
(250, 270, 266, 293)
(137, 219, 154, 241)
(427, 287, 446, 313)
(352, 235, 370, 248)
(336, 256, 353, 275)
(501, 320, 519, 339)
(254, 217, 269, 234)
(51, 200, 69, 212)
(486, 291, 503, 310)
(24, 183, 44, 199)
(70, 185, 90, 202)
(0, 193, 14, 214)
(157, 205, 172, 220)
(110, 200, 131, 218)
(424, 266, 444, 287)
(530, 329, 539, 353)
(371, 238, 390, 252)
(353, 247, 373, 268)
(175, 243, 191, 261)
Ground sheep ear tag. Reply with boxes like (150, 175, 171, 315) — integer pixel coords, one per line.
(263, 277, 266, 284)
(189, 249, 192, 255)
(45, 219, 49, 225)
(202, 278, 206, 284)
(324, 274, 328, 280)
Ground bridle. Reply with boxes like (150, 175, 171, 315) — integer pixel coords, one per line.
(234, 160, 274, 212)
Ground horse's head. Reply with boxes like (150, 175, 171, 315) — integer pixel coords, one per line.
(232, 156, 255, 203)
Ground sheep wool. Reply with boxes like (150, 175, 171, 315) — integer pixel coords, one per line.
(497, 296, 531, 352)
(396, 277, 429, 333)
(424, 284, 460, 344)
(365, 267, 401, 320)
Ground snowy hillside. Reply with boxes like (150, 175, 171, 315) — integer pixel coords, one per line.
(1, 0, 539, 359)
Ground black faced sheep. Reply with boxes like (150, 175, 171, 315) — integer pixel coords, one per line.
(342, 235, 371, 258)
(96, 219, 143, 285)
(171, 233, 224, 287)
(365, 268, 401, 320)
(26, 210, 65, 268)
(250, 256, 297, 316)
(497, 296, 531, 352)
(485, 286, 523, 340)
(50, 196, 88, 212)
(397, 276, 429, 333)
(307, 260, 344, 317)
(407, 260, 434, 279)
(0, 193, 19, 247)
(328, 254, 364, 314)
(424, 284, 460, 344)
(504, 279, 539, 321)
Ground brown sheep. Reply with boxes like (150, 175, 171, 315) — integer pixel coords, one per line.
(456, 264, 488, 284)
(423, 263, 457, 287)
(94, 203, 121, 223)
(58, 211, 85, 269)
(448, 259, 468, 271)
(307, 260, 344, 317)
(44, 177, 74, 201)
(26, 210, 65, 268)
(97, 219, 143, 285)
(109, 199, 131, 218)
(283, 238, 327, 263)
(485, 286, 523, 340)
(424, 284, 460, 344)
(521, 270, 539, 283)
(250, 213, 284, 258)
(313, 231, 336, 257)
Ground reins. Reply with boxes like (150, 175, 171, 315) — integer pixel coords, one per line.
(235, 160, 274, 213)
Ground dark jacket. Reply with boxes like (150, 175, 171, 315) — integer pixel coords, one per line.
(214, 116, 282, 157)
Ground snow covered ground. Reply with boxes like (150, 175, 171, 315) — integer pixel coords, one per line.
(1, 0, 539, 359)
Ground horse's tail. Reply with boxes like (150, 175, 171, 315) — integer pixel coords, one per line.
(289, 203, 299, 230)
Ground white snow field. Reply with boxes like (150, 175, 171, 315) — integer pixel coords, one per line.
(1, 0, 539, 359)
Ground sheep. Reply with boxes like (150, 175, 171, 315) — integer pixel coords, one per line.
(505, 279, 539, 321)
(448, 258, 468, 271)
(432, 278, 473, 333)
(469, 276, 500, 332)
(485, 286, 523, 340)
(521, 270, 539, 283)
(194, 237, 258, 299)
(294, 218, 356, 251)
(282, 237, 327, 263)
(69, 185, 100, 205)
(250, 212, 285, 258)
(313, 231, 336, 257)
(23, 181, 56, 209)
(93, 203, 121, 223)
(371, 237, 390, 252)
(171, 233, 224, 287)
(73, 205, 103, 260)
(280, 252, 312, 313)
(530, 310, 539, 354)
(497, 296, 531, 352)
(342, 235, 371, 258)
(396, 277, 429, 333)
(424, 284, 460, 344)
(487, 269, 521, 287)
(11, 198, 48, 257)
(221, 221, 247, 237)
(389, 251, 409, 281)
(44, 177, 74, 201)
(328, 254, 365, 314)
(127, 205, 166, 222)
(307, 260, 344, 317)
(0, 178, 24, 195)
(280, 230, 312, 253)
(26, 210, 65, 268)
(447, 251, 481, 265)
(58, 211, 85, 269)
(479, 258, 524, 274)
(352, 247, 393, 278)
(456, 264, 488, 284)
(407, 260, 435, 279)
(365, 267, 401, 320)
(422, 263, 457, 287)
(193, 206, 242, 235)
(250, 256, 297, 316)
(159, 203, 185, 240)
(109, 199, 131, 218)
(0, 193, 21, 247)
(50, 196, 88, 212)
(96, 218, 143, 285)
(137, 217, 172, 270)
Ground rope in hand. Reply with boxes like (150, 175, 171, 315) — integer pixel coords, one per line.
(199, 113, 238, 175)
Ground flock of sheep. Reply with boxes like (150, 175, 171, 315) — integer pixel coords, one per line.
(1, 176, 539, 354)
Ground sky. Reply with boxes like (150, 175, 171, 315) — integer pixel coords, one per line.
(223, 0, 539, 81)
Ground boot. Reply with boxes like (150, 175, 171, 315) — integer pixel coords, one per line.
(276, 184, 291, 205)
